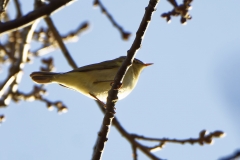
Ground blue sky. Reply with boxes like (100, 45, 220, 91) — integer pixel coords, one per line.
(1, 0, 240, 160)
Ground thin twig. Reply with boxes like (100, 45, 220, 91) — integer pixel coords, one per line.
(44, 16, 78, 69)
(92, 0, 159, 159)
(132, 130, 225, 145)
(161, 0, 193, 24)
(131, 130, 225, 151)
(12, 85, 68, 113)
(0, 72, 17, 98)
(30, 22, 89, 56)
(93, 0, 131, 40)
(13, 0, 22, 18)
(0, 114, 5, 123)
(0, 21, 38, 108)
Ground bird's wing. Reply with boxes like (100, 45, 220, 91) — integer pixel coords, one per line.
(68, 60, 120, 72)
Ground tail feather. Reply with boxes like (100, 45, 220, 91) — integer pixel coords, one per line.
(30, 72, 58, 84)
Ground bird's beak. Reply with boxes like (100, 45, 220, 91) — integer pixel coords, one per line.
(144, 63, 153, 67)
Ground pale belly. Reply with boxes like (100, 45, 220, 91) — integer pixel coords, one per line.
(54, 68, 138, 102)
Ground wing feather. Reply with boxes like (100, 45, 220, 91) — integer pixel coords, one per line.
(68, 60, 120, 72)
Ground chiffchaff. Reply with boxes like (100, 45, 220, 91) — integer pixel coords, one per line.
(30, 56, 152, 102)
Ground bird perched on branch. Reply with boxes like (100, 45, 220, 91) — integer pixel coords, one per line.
(30, 56, 152, 102)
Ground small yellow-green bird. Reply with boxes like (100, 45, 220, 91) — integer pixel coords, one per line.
(30, 56, 152, 102)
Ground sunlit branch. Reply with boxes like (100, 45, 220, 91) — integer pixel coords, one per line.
(161, 0, 193, 24)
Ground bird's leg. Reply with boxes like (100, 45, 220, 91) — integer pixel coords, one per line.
(110, 81, 122, 89)
(89, 93, 106, 108)
(116, 83, 123, 89)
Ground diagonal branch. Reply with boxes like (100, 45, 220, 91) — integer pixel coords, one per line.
(93, 0, 131, 40)
(13, 0, 22, 18)
(112, 116, 161, 160)
(44, 16, 78, 69)
(92, 0, 160, 159)
(95, 101, 162, 160)
(0, 0, 73, 35)
(219, 149, 240, 160)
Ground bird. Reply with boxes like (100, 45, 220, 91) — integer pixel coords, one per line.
(30, 56, 152, 102)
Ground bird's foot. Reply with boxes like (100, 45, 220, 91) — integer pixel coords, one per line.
(89, 93, 106, 108)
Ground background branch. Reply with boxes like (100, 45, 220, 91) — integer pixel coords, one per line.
(161, 0, 193, 24)
(219, 150, 240, 160)
(93, 0, 131, 40)
(0, 0, 73, 35)
(13, 0, 22, 18)
(44, 16, 78, 69)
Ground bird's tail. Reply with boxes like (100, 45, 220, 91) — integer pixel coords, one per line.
(30, 72, 58, 84)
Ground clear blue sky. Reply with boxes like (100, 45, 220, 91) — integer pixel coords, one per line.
(1, 0, 240, 160)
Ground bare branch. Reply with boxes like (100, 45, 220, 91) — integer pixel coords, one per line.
(44, 16, 78, 69)
(0, 71, 17, 97)
(0, 44, 15, 61)
(0, 114, 5, 124)
(219, 150, 240, 160)
(132, 130, 225, 150)
(131, 143, 137, 160)
(92, 0, 159, 159)
(95, 101, 162, 160)
(93, 0, 131, 40)
(0, 21, 38, 110)
(161, 0, 193, 24)
(40, 57, 54, 71)
(0, 0, 74, 35)
(13, 0, 22, 18)
(30, 22, 89, 56)
(0, 0, 9, 14)
(12, 85, 68, 113)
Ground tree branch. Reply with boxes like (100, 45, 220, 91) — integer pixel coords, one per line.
(92, 0, 159, 159)
(219, 150, 240, 160)
(44, 16, 78, 69)
(95, 101, 162, 160)
(0, 0, 9, 15)
(13, 0, 22, 18)
(33, 0, 78, 69)
(161, 0, 193, 24)
(30, 22, 89, 56)
(0, 0, 73, 35)
(12, 85, 68, 113)
(93, 0, 131, 40)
